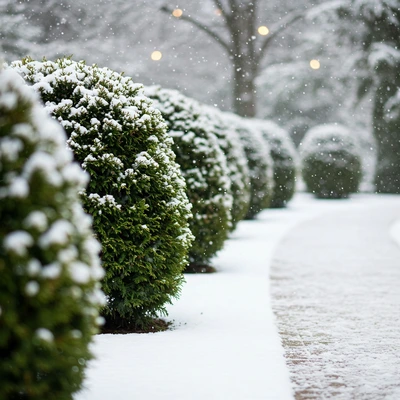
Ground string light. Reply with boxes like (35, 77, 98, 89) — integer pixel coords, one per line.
(310, 59, 321, 69)
(151, 51, 162, 61)
(172, 8, 183, 18)
(257, 26, 269, 35)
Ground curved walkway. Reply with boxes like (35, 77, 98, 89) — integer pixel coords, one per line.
(271, 197, 400, 399)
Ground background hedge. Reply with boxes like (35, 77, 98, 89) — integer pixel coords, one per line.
(255, 119, 297, 208)
(301, 123, 363, 199)
(203, 106, 250, 229)
(225, 113, 274, 219)
(146, 86, 233, 268)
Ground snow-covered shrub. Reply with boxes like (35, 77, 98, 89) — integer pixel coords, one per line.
(0, 68, 104, 398)
(202, 106, 250, 229)
(224, 114, 274, 219)
(254, 119, 297, 208)
(300, 124, 363, 198)
(145, 86, 232, 269)
(11, 58, 194, 329)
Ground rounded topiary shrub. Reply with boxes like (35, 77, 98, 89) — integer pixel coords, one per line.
(203, 105, 250, 229)
(255, 119, 298, 208)
(145, 86, 233, 271)
(12, 58, 194, 329)
(300, 124, 363, 199)
(225, 113, 274, 219)
(0, 68, 104, 399)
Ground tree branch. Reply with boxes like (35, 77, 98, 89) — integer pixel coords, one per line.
(160, 5, 231, 54)
(257, 0, 345, 61)
(256, 11, 305, 62)
(211, 0, 229, 20)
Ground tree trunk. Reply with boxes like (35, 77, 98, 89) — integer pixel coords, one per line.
(228, 1, 259, 117)
(232, 59, 258, 118)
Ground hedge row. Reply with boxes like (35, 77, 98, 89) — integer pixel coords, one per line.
(2, 57, 299, 397)
(6, 57, 299, 317)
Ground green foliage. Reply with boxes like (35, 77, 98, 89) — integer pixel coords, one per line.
(301, 124, 362, 199)
(255, 120, 297, 208)
(225, 114, 274, 219)
(12, 58, 194, 329)
(146, 86, 233, 266)
(0, 68, 104, 399)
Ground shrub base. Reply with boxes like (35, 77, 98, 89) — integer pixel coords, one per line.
(184, 263, 217, 273)
(102, 318, 170, 334)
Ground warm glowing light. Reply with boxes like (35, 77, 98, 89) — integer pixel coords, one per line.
(310, 59, 321, 69)
(257, 26, 269, 35)
(215, 8, 222, 16)
(172, 8, 183, 17)
(151, 51, 162, 61)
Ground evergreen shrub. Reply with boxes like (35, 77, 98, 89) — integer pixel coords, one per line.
(301, 123, 363, 198)
(12, 58, 194, 329)
(225, 113, 274, 219)
(255, 119, 297, 208)
(203, 106, 250, 229)
(0, 68, 104, 399)
(145, 86, 233, 268)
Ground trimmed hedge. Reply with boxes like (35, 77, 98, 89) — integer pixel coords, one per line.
(203, 106, 251, 229)
(255, 119, 297, 208)
(12, 58, 194, 329)
(145, 86, 233, 267)
(0, 68, 104, 399)
(301, 124, 363, 198)
(225, 113, 274, 219)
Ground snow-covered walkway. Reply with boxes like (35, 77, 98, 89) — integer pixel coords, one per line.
(76, 193, 400, 400)
(272, 195, 400, 399)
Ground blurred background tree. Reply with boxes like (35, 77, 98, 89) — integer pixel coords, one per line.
(336, 0, 400, 193)
(3, 0, 397, 191)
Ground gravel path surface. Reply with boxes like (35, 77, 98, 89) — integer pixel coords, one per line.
(271, 197, 400, 399)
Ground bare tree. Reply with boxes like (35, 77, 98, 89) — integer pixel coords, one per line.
(161, 0, 305, 117)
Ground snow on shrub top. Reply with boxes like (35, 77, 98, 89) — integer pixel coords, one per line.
(255, 119, 298, 168)
(0, 67, 104, 397)
(223, 112, 274, 219)
(202, 105, 251, 228)
(11, 58, 194, 328)
(300, 123, 362, 161)
(145, 85, 233, 265)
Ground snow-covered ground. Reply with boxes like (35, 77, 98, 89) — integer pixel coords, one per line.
(76, 193, 400, 400)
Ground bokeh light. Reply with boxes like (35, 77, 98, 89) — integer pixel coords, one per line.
(257, 26, 269, 35)
(151, 51, 162, 61)
(310, 59, 321, 69)
(172, 9, 183, 18)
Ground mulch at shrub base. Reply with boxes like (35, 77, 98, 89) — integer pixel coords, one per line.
(101, 319, 171, 334)
(184, 263, 217, 273)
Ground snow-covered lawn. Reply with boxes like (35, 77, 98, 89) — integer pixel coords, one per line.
(75, 193, 400, 400)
